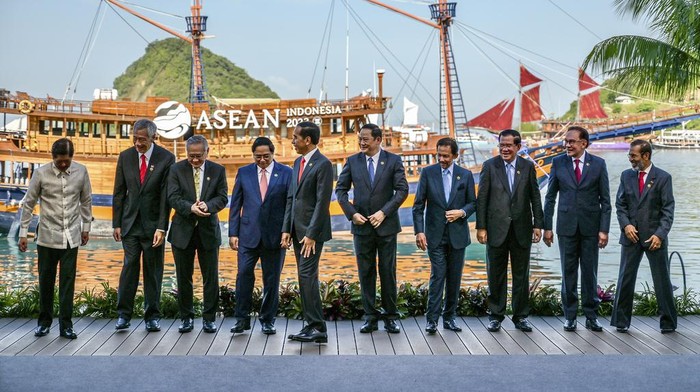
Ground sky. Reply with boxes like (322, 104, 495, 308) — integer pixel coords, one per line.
(0, 0, 654, 126)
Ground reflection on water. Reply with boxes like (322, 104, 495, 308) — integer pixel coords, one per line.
(1, 150, 698, 294)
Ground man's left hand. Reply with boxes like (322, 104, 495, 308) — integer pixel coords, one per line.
(301, 236, 316, 258)
(152, 230, 164, 248)
(644, 234, 663, 251)
(81, 231, 90, 246)
(368, 210, 386, 228)
(445, 209, 465, 223)
(598, 231, 608, 249)
(532, 228, 542, 243)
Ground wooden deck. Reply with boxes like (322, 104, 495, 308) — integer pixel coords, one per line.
(1, 316, 700, 356)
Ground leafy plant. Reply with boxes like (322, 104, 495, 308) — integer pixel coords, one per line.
(457, 284, 489, 317)
(597, 283, 616, 316)
(396, 282, 428, 317)
(675, 289, 700, 315)
(633, 282, 659, 316)
(76, 282, 119, 318)
(528, 278, 563, 316)
(320, 280, 363, 321)
(278, 283, 303, 320)
(218, 285, 236, 317)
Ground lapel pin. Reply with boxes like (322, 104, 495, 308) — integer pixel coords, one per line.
(647, 183, 652, 188)
(149, 166, 154, 171)
(274, 173, 278, 177)
(586, 162, 590, 166)
(516, 170, 520, 175)
(309, 162, 313, 167)
(457, 176, 461, 180)
(381, 161, 385, 165)
(207, 177, 210, 181)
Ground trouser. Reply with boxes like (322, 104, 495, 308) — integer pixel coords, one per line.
(172, 227, 219, 322)
(292, 235, 326, 330)
(354, 233, 398, 321)
(37, 245, 78, 331)
(234, 243, 285, 323)
(426, 232, 466, 323)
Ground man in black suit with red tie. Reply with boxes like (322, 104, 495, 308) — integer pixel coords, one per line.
(611, 139, 677, 333)
(167, 135, 228, 334)
(336, 123, 409, 334)
(113, 119, 175, 333)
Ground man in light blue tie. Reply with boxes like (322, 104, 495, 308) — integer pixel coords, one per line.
(413, 137, 476, 334)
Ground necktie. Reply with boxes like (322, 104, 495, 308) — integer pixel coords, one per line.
(139, 154, 147, 184)
(368, 157, 375, 185)
(260, 168, 268, 201)
(507, 163, 514, 192)
(298, 157, 306, 183)
(574, 159, 582, 183)
(638, 171, 646, 195)
(194, 168, 201, 202)
(442, 169, 451, 203)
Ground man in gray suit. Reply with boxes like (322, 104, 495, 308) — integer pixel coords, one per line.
(476, 129, 543, 332)
(413, 137, 476, 334)
(336, 123, 409, 334)
(544, 126, 611, 332)
(611, 139, 676, 333)
(282, 121, 333, 344)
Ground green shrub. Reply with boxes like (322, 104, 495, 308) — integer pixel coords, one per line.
(457, 285, 489, 316)
(396, 282, 428, 317)
(529, 278, 563, 316)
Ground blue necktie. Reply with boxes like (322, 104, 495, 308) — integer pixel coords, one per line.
(507, 163, 514, 192)
(443, 169, 451, 203)
(368, 157, 375, 185)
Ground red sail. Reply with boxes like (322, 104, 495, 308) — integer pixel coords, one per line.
(492, 98, 515, 130)
(521, 85, 544, 122)
(578, 69, 607, 119)
(520, 64, 542, 88)
(467, 99, 509, 130)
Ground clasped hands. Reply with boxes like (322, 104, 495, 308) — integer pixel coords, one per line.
(191, 201, 210, 217)
(352, 210, 386, 228)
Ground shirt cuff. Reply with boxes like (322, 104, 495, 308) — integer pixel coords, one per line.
(82, 222, 91, 233)
(19, 228, 28, 238)
(156, 229, 165, 233)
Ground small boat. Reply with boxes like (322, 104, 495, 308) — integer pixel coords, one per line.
(652, 129, 700, 149)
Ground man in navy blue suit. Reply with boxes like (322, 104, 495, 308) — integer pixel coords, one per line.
(544, 126, 611, 332)
(611, 139, 676, 333)
(336, 123, 409, 334)
(413, 137, 476, 334)
(228, 137, 292, 335)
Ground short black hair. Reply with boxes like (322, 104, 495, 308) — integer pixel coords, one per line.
(51, 138, 74, 158)
(436, 137, 459, 155)
(498, 129, 521, 144)
(630, 139, 652, 158)
(360, 123, 383, 140)
(297, 121, 320, 145)
(252, 136, 275, 153)
(567, 126, 590, 146)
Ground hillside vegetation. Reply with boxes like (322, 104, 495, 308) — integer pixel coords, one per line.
(113, 38, 278, 102)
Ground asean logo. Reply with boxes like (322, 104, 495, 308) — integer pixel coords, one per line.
(153, 101, 191, 140)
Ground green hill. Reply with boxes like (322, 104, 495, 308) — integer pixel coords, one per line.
(113, 38, 278, 102)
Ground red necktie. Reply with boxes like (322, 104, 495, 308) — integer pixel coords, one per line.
(298, 157, 306, 183)
(574, 159, 582, 183)
(638, 171, 646, 195)
(140, 154, 147, 184)
(260, 168, 268, 201)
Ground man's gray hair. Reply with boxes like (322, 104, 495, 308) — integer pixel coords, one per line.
(186, 134, 209, 151)
(133, 119, 157, 138)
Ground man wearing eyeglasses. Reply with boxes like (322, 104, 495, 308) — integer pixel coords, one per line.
(113, 119, 175, 333)
(228, 137, 292, 335)
(543, 126, 611, 332)
(476, 129, 543, 333)
(167, 135, 229, 334)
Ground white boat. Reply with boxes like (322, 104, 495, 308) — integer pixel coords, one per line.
(652, 129, 700, 149)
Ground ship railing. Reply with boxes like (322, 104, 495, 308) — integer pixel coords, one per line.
(0, 96, 94, 115)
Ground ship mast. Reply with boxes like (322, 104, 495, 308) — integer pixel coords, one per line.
(106, 0, 209, 103)
(365, 1, 465, 140)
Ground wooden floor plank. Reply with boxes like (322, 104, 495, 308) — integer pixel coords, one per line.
(538, 317, 602, 354)
(476, 317, 526, 355)
(560, 317, 642, 355)
(449, 318, 488, 355)
(207, 318, 234, 356)
(319, 321, 339, 356)
(130, 319, 177, 356)
(0, 318, 16, 330)
(262, 319, 287, 356)
(599, 316, 673, 355)
(627, 318, 693, 354)
(387, 321, 414, 355)
(242, 319, 269, 355)
(150, 319, 185, 356)
(372, 329, 396, 356)
(92, 320, 144, 356)
(52, 319, 110, 356)
(335, 319, 357, 355)
(461, 317, 507, 355)
(167, 319, 203, 355)
(73, 318, 120, 356)
(526, 317, 580, 355)
(638, 317, 700, 353)
(401, 318, 432, 355)
(188, 318, 226, 355)
(16, 317, 94, 356)
(353, 320, 376, 355)
(0, 318, 32, 353)
(436, 327, 469, 355)
(281, 318, 303, 356)
(111, 322, 153, 356)
(500, 318, 547, 355)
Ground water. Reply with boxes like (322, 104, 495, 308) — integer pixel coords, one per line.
(0, 150, 697, 293)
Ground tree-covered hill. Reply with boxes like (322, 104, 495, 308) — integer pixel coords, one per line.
(113, 38, 278, 102)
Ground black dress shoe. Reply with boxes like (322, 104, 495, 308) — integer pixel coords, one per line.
(230, 318, 252, 334)
(261, 321, 276, 335)
(290, 326, 328, 343)
(585, 318, 603, 332)
(443, 319, 462, 332)
(360, 320, 378, 333)
(384, 320, 400, 334)
(115, 317, 131, 330)
(202, 320, 217, 333)
(563, 319, 577, 331)
(145, 319, 160, 332)
(34, 326, 50, 337)
(178, 318, 194, 333)
(60, 328, 77, 339)
(425, 321, 438, 334)
(486, 320, 501, 332)
(661, 328, 676, 334)
(616, 326, 629, 333)
(514, 318, 533, 332)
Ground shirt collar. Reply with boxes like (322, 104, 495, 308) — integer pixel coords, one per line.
(572, 151, 587, 163)
(365, 148, 382, 163)
(443, 163, 454, 175)
(140, 143, 155, 161)
(51, 163, 71, 176)
(302, 148, 318, 163)
(639, 162, 653, 173)
(258, 161, 274, 174)
(503, 158, 516, 167)
(193, 161, 205, 173)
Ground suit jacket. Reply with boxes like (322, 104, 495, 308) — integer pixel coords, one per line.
(112, 144, 175, 237)
(476, 155, 544, 248)
(616, 165, 674, 246)
(228, 161, 292, 249)
(544, 152, 611, 236)
(412, 163, 476, 250)
(335, 150, 409, 237)
(282, 149, 333, 243)
(167, 159, 228, 250)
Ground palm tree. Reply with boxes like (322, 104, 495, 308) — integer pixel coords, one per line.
(583, 0, 700, 99)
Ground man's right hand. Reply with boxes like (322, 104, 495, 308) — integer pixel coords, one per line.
(477, 229, 487, 244)
(281, 233, 291, 249)
(113, 227, 122, 242)
(352, 213, 368, 226)
(191, 203, 211, 217)
(229, 236, 239, 250)
(415, 233, 427, 251)
(624, 224, 639, 243)
(543, 230, 554, 247)
(18, 237, 28, 252)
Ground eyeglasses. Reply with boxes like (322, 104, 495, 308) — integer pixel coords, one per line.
(498, 143, 517, 149)
(254, 154, 272, 160)
(564, 139, 583, 145)
(133, 136, 150, 143)
(187, 153, 205, 160)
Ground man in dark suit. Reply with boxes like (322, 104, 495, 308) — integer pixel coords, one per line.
(229, 137, 292, 335)
(413, 137, 476, 334)
(282, 121, 333, 343)
(113, 119, 175, 332)
(544, 126, 611, 332)
(336, 123, 409, 334)
(611, 139, 676, 333)
(476, 129, 543, 333)
(167, 135, 228, 334)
